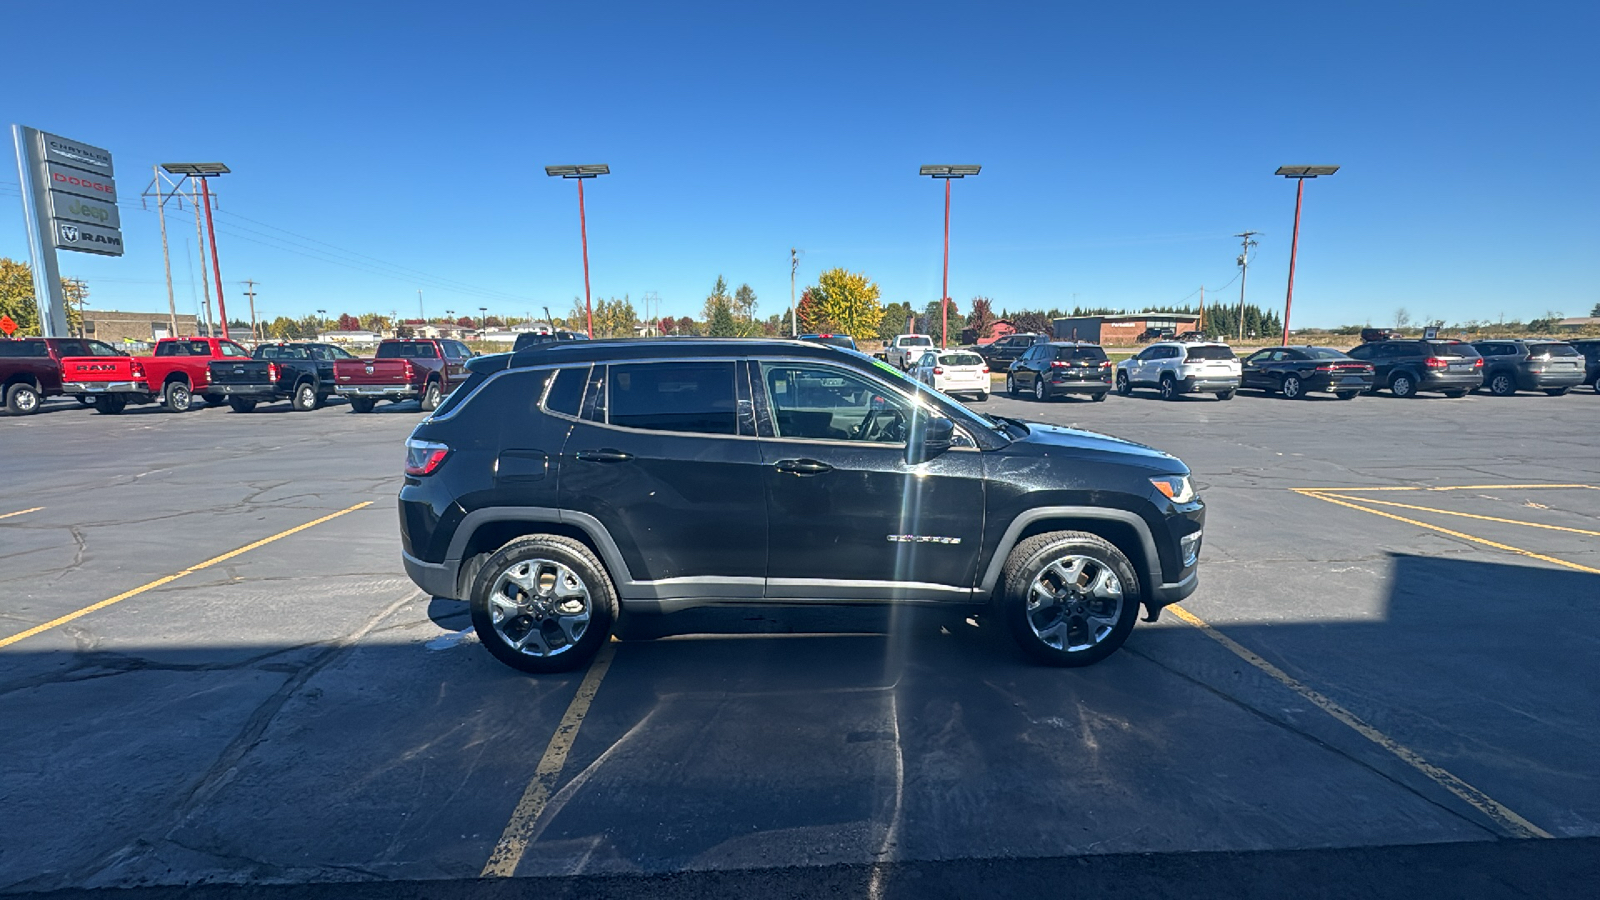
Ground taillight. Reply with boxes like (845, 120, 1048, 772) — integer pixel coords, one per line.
(267, 363, 280, 382)
(1425, 357, 1447, 369)
(403, 360, 414, 380)
(131, 360, 145, 379)
(1099, 361, 1112, 368)
(932, 367, 944, 375)
(1050, 360, 1068, 368)
(1314, 365, 1334, 372)
(981, 366, 990, 374)
(1473, 358, 1484, 368)
(404, 439, 450, 476)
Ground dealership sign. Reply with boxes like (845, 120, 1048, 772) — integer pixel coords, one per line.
(32, 131, 123, 258)
(48, 190, 121, 229)
(40, 132, 114, 176)
(53, 220, 124, 255)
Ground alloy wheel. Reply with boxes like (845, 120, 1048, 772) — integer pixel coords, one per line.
(487, 558, 593, 658)
(1026, 555, 1125, 653)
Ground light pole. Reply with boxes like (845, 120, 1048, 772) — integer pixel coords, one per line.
(1274, 165, 1339, 345)
(479, 307, 488, 333)
(546, 164, 610, 338)
(161, 163, 231, 338)
(919, 165, 981, 348)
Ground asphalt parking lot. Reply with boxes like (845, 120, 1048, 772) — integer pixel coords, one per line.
(2, 387, 1597, 898)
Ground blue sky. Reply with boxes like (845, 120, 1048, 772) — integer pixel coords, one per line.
(3, 0, 1596, 329)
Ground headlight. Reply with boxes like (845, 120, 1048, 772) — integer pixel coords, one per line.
(1150, 474, 1196, 504)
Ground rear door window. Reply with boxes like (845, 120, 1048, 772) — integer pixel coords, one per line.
(608, 361, 738, 435)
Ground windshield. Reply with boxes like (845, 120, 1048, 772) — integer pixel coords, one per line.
(257, 345, 311, 360)
(866, 355, 1010, 442)
(900, 336, 933, 347)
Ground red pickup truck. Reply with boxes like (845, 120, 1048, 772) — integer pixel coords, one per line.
(1, 336, 127, 415)
(52, 336, 253, 414)
(331, 339, 471, 413)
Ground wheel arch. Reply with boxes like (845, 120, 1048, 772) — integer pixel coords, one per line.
(979, 507, 1162, 605)
(163, 372, 192, 388)
(447, 507, 631, 601)
(3, 373, 41, 391)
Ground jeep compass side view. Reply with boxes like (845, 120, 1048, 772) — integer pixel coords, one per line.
(399, 340, 1204, 673)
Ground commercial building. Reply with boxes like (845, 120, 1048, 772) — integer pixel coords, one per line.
(1051, 313, 1201, 345)
(83, 310, 201, 344)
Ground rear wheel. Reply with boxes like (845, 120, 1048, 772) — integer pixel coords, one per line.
(971, 391, 989, 403)
(420, 380, 442, 412)
(1005, 373, 1018, 396)
(349, 397, 377, 414)
(470, 534, 618, 674)
(1091, 391, 1108, 402)
(228, 397, 257, 413)
(1390, 373, 1417, 398)
(1442, 389, 1468, 398)
(1281, 374, 1304, 399)
(1001, 531, 1140, 667)
(1215, 388, 1236, 401)
(291, 381, 318, 411)
(1033, 378, 1049, 402)
(163, 381, 193, 412)
(202, 393, 225, 407)
(1159, 375, 1177, 401)
(93, 395, 126, 415)
(1488, 373, 1516, 396)
(1335, 391, 1360, 401)
(5, 383, 41, 415)
(1544, 387, 1570, 397)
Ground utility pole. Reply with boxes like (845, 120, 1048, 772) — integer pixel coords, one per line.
(188, 180, 212, 336)
(151, 165, 178, 337)
(790, 248, 799, 337)
(417, 289, 424, 323)
(1199, 286, 1205, 333)
(242, 279, 258, 341)
(1234, 231, 1260, 341)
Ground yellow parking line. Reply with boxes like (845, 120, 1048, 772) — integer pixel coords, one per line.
(0, 502, 372, 649)
(1167, 604, 1551, 839)
(1295, 490, 1600, 576)
(1331, 495, 1600, 537)
(0, 506, 44, 521)
(481, 640, 618, 877)
(1289, 484, 1598, 493)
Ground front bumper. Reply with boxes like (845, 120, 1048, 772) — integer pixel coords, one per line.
(1149, 568, 1198, 607)
(62, 381, 150, 396)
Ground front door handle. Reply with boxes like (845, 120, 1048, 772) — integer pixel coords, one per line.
(773, 458, 833, 475)
(574, 448, 633, 463)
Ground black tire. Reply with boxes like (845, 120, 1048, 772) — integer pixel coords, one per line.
(5, 382, 41, 415)
(291, 381, 318, 412)
(163, 381, 193, 413)
(1488, 373, 1516, 396)
(1442, 389, 1468, 398)
(1116, 371, 1131, 396)
(420, 379, 442, 412)
(93, 395, 126, 415)
(349, 397, 377, 414)
(1390, 372, 1417, 398)
(1281, 375, 1304, 399)
(1091, 391, 1108, 402)
(469, 534, 619, 674)
(1000, 531, 1140, 667)
(971, 391, 989, 403)
(1544, 387, 1570, 397)
(1593, 374, 1600, 394)
(1159, 375, 1177, 401)
(76, 395, 92, 406)
(1005, 373, 1018, 396)
(1215, 388, 1236, 401)
(1033, 378, 1049, 402)
(202, 393, 225, 407)
(314, 392, 330, 409)
(1335, 391, 1360, 401)
(228, 397, 257, 413)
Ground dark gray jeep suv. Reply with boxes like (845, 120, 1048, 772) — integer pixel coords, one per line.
(398, 339, 1203, 673)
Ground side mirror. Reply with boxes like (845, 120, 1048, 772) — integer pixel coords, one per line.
(908, 415, 955, 464)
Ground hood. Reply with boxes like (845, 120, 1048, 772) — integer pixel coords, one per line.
(1013, 421, 1184, 468)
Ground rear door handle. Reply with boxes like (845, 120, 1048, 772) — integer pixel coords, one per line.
(773, 458, 833, 475)
(574, 448, 633, 463)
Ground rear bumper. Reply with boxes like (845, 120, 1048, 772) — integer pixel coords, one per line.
(403, 549, 460, 599)
(1047, 378, 1111, 393)
(1518, 370, 1585, 390)
(1178, 375, 1240, 392)
(338, 384, 418, 399)
(62, 381, 148, 395)
(1417, 372, 1483, 390)
(211, 383, 287, 400)
(1305, 373, 1375, 393)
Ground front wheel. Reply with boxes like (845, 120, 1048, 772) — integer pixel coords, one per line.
(291, 381, 318, 411)
(420, 380, 442, 412)
(1001, 531, 1140, 667)
(470, 534, 619, 674)
(349, 397, 377, 413)
(1116, 372, 1131, 396)
(1281, 375, 1304, 399)
(163, 382, 193, 412)
(228, 397, 257, 413)
(5, 383, 41, 415)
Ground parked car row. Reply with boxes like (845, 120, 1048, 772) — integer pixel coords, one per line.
(1, 336, 474, 416)
(897, 337, 1600, 406)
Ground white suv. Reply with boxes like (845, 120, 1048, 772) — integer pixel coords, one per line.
(885, 334, 935, 370)
(1116, 341, 1241, 401)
